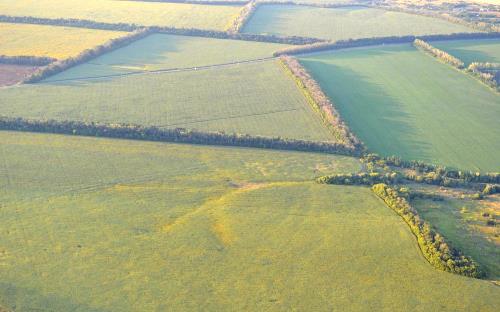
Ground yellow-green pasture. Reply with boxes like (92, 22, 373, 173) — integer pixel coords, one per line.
(0, 0, 242, 30)
(0, 22, 128, 59)
(0, 131, 498, 311)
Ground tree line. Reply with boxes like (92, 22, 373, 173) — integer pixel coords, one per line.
(273, 32, 500, 56)
(467, 62, 500, 91)
(372, 183, 482, 278)
(413, 39, 465, 68)
(226, 0, 258, 33)
(317, 172, 401, 185)
(22, 28, 152, 83)
(279, 55, 363, 151)
(0, 117, 360, 156)
(0, 55, 55, 66)
(0, 15, 322, 46)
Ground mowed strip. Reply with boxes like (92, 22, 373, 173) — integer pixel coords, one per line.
(243, 5, 479, 41)
(0, 0, 242, 30)
(0, 22, 128, 59)
(0, 61, 334, 142)
(299, 44, 500, 171)
(43, 34, 290, 81)
(0, 131, 498, 311)
(432, 39, 500, 66)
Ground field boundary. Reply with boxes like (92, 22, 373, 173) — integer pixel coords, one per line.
(273, 32, 500, 56)
(0, 55, 55, 66)
(279, 55, 362, 151)
(0, 15, 323, 45)
(413, 38, 500, 93)
(371, 184, 482, 278)
(0, 117, 360, 156)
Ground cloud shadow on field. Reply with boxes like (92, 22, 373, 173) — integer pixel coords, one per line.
(299, 59, 433, 162)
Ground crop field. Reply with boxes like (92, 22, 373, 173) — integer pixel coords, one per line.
(0, 131, 499, 311)
(432, 39, 500, 65)
(299, 44, 500, 171)
(242, 5, 478, 40)
(413, 196, 499, 280)
(0, 0, 242, 30)
(44, 34, 290, 81)
(0, 64, 40, 87)
(0, 61, 334, 142)
(0, 22, 128, 60)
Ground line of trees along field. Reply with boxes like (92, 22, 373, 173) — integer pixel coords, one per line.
(372, 184, 482, 278)
(226, 0, 258, 33)
(0, 117, 360, 156)
(0, 55, 55, 66)
(467, 62, 500, 91)
(0, 15, 322, 45)
(22, 28, 152, 83)
(279, 55, 363, 151)
(273, 32, 500, 56)
(413, 39, 465, 68)
(412, 38, 500, 92)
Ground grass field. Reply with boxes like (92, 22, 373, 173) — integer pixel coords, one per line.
(413, 196, 500, 280)
(0, 64, 40, 87)
(43, 34, 290, 81)
(242, 5, 478, 40)
(0, 61, 334, 142)
(299, 44, 500, 171)
(0, 22, 128, 59)
(0, 131, 499, 311)
(432, 39, 500, 65)
(0, 0, 241, 30)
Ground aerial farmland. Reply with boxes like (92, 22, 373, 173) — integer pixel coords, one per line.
(0, 0, 499, 311)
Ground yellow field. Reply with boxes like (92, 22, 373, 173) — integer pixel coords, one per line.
(0, 23, 128, 59)
(0, 0, 242, 30)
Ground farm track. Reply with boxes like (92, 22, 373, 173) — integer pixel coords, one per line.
(41, 56, 278, 83)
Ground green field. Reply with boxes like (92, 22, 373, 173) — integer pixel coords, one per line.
(299, 44, 500, 171)
(0, 0, 241, 30)
(432, 39, 500, 65)
(413, 197, 499, 280)
(0, 131, 499, 311)
(243, 5, 478, 40)
(44, 34, 289, 81)
(0, 61, 334, 142)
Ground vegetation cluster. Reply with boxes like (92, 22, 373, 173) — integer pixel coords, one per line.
(372, 183, 482, 278)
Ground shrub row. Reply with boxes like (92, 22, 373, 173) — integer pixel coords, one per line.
(467, 62, 500, 91)
(317, 172, 401, 185)
(364, 154, 500, 184)
(22, 28, 152, 83)
(273, 32, 500, 56)
(226, 0, 258, 33)
(0, 15, 323, 46)
(0, 117, 361, 156)
(413, 39, 465, 68)
(0, 55, 55, 66)
(279, 55, 363, 150)
(372, 183, 482, 278)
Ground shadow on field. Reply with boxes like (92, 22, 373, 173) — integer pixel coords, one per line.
(0, 282, 104, 312)
(300, 59, 433, 161)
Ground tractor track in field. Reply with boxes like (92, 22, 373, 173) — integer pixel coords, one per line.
(40, 56, 278, 83)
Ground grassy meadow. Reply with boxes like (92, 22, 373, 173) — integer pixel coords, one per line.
(0, 61, 334, 142)
(299, 44, 500, 171)
(44, 34, 290, 81)
(242, 5, 478, 40)
(0, 22, 128, 59)
(0, 0, 241, 30)
(413, 196, 500, 280)
(432, 39, 500, 65)
(0, 131, 499, 311)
